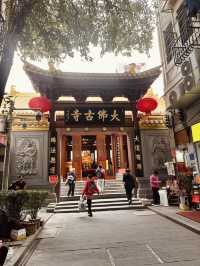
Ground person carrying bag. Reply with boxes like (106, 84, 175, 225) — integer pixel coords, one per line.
(82, 174, 99, 217)
(78, 195, 86, 212)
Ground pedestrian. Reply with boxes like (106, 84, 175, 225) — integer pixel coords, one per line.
(123, 169, 136, 205)
(96, 164, 105, 194)
(66, 171, 76, 197)
(8, 175, 26, 190)
(0, 241, 8, 266)
(82, 174, 99, 217)
(150, 170, 160, 205)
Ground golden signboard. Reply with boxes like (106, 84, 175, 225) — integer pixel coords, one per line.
(191, 122, 200, 142)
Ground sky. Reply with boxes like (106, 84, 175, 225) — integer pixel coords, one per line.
(6, 31, 164, 97)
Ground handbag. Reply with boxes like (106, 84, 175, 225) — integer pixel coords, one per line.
(78, 196, 86, 212)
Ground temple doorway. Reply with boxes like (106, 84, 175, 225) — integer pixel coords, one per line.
(81, 135, 97, 177)
(61, 131, 130, 180)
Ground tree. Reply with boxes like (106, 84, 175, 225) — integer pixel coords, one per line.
(0, 0, 154, 103)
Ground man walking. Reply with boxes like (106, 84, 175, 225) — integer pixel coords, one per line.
(123, 169, 135, 205)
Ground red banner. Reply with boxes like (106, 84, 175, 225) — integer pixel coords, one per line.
(49, 175, 58, 185)
(192, 195, 200, 203)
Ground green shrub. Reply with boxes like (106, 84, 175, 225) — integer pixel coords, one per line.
(26, 191, 49, 219)
(5, 190, 29, 221)
(0, 190, 49, 221)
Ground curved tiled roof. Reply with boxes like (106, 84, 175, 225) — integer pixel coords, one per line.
(24, 62, 161, 102)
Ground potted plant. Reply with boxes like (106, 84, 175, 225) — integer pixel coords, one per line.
(5, 190, 29, 221)
(27, 191, 48, 228)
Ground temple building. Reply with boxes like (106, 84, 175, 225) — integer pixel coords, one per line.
(0, 63, 171, 198)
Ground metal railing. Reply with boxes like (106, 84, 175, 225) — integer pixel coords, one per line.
(172, 13, 200, 65)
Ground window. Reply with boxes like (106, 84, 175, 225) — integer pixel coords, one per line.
(177, 4, 193, 45)
(163, 22, 175, 63)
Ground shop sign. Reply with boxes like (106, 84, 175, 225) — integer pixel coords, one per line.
(49, 175, 58, 185)
(164, 162, 175, 176)
(192, 122, 200, 142)
(64, 107, 125, 125)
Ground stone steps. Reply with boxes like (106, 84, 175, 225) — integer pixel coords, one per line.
(60, 193, 127, 202)
(54, 205, 145, 213)
(53, 197, 145, 213)
(47, 180, 146, 213)
(60, 180, 125, 197)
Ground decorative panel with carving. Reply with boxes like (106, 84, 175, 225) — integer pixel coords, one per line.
(15, 138, 38, 175)
(141, 130, 172, 179)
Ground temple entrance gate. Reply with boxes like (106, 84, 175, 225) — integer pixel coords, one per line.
(60, 129, 130, 180)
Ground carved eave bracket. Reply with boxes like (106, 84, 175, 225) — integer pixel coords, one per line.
(12, 116, 49, 132)
(100, 92, 113, 102)
(139, 115, 167, 129)
(73, 93, 87, 102)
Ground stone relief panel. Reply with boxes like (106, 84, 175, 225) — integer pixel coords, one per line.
(15, 138, 38, 175)
(9, 131, 49, 188)
(141, 130, 172, 179)
(151, 136, 171, 172)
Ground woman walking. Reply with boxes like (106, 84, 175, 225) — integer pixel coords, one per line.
(82, 174, 99, 217)
(66, 171, 76, 197)
(96, 164, 105, 194)
(150, 170, 160, 205)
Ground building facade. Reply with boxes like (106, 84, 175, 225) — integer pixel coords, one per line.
(157, 0, 200, 178)
(1, 64, 171, 199)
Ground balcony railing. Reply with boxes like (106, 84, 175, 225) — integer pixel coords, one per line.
(172, 14, 200, 65)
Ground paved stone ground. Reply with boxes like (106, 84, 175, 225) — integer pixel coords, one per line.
(26, 210, 200, 266)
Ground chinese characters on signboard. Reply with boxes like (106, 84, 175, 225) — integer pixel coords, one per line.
(49, 133, 57, 176)
(64, 107, 125, 125)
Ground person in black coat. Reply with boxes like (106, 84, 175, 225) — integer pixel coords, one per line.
(8, 176, 26, 190)
(0, 245, 8, 265)
(123, 169, 136, 205)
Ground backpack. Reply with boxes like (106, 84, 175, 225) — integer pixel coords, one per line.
(96, 169, 104, 179)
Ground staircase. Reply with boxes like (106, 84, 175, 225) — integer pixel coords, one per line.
(47, 180, 146, 213)
(60, 179, 126, 199)
(54, 197, 144, 213)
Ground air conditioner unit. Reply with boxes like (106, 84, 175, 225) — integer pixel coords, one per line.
(183, 75, 194, 92)
(180, 58, 196, 94)
(181, 60, 192, 76)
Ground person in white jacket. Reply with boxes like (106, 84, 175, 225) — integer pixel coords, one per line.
(96, 165, 105, 194)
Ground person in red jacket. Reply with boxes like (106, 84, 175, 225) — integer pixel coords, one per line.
(150, 170, 160, 205)
(82, 174, 99, 217)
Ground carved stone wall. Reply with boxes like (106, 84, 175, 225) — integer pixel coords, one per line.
(9, 131, 50, 189)
(138, 129, 171, 198)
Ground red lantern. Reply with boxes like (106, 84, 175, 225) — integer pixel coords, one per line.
(136, 97, 158, 114)
(28, 96, 52, 113)
(49, 175, 58, 185)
